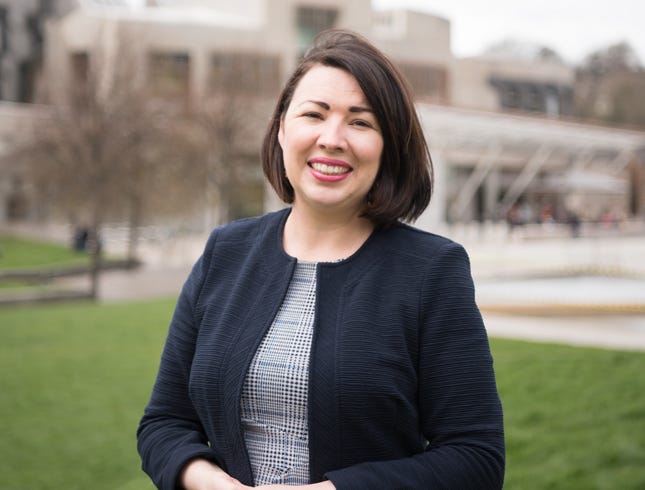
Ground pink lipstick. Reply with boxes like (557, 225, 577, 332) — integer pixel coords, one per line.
(308, 157, 352, 182)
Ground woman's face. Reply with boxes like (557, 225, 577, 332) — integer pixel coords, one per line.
(278, 64, 383, 219)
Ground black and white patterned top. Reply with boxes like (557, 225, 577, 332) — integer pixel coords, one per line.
(240, 261, 317, 485)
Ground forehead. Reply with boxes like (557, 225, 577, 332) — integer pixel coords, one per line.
(290, 64, 369, 107)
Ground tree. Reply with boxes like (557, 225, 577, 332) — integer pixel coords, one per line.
(482, 39, 565, 64)
(578, 41, 642, 77)
(575, 41, 645, 128)
(16, 27, 276, 299)
(175, 52, 278, 229)
(18, 34, 196, 298)
(179, 95, 268, 229)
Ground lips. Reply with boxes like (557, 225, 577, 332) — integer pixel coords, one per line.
(307, 157, 352, 181)
(307, 158, 352, 183)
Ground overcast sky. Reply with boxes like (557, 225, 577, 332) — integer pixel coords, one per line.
(373, 0, 644, 65)
(123, 0, 643, 65)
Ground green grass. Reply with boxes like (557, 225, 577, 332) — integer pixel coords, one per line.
(0, 235, 89, 270)
(0, 278, 41, 290)
(0, 300, 171, 490)
(494, 338, 645, 489)
(1, 300, 644, 489)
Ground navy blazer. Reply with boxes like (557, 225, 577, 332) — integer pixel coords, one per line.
(137, 208, 504, 490)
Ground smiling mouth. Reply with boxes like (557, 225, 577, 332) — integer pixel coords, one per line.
(309, 162, 352, 175)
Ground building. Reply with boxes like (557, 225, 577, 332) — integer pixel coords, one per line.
(1, 0, 644, 228)
(0, 102, 48, 222)
(452, 51, 575, 117)
(416, 105, 645, 228)
(35, 0, 455, 225)
(438, 41, 644, 226)
(0, 0, 76, 222)
(0, 0, 79, 102)
(41, 1, 452, 109)
(1, 0, 45, 103)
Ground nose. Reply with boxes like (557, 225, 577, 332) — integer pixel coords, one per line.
(317, 118, 347, 152)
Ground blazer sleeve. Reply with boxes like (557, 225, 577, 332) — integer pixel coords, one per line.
(137, 230, 222, 490)
(325, 241, 505, 489)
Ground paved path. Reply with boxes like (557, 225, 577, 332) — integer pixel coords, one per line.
(456, 229, 645, 351)
(483, 313, 645, 352)
(5, 222, 643, 350)
(84, 231, 645, 352)
(95, 264, 192, 303)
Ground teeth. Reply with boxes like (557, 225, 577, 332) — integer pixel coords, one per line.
(310, 162, 350, 175)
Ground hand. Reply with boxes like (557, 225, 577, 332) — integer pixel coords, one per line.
(255, 482, 336, 489)
(180, 458, 253, 490)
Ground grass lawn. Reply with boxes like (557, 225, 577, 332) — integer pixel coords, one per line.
(0, 236, 89, 271)
(494, 337, 645, 489)
(0, 300, 170, 490)
(1, 300, 644, 489)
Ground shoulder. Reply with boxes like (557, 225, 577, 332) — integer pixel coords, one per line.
(208, 208, 287, 245)
(380, 222, 465, 263)
(200, 208, 288, 259)
(354, 223, 472, 291)
(195, 209, 288, 273)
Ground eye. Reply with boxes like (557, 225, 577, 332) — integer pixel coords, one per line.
(351, 119, 375, 129)
(303, 111, 322, 120)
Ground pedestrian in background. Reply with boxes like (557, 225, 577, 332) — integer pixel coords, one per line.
(138, 29, 504, 490)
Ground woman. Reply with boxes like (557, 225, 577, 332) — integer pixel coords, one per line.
(137, 29, 505, 490)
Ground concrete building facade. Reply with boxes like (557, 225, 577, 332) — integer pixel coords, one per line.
(0, 0, 46, 103)
(0, 0, 78, 101)
(41, 0, 453, 109)
(452, 56, 575, 117)
(1, 0, 644, 228)
(33, 0, 458, 224)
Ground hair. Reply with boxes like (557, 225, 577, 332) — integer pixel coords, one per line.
(261, 29, 433, 228)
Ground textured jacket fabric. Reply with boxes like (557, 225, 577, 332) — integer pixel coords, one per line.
(137, 208, 505, 490)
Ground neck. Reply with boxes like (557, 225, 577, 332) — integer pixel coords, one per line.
(283, 205, 374, 262)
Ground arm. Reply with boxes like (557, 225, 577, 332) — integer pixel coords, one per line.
(254, 483, 335, 490)
(325, 242, 505, 489)
(180, 459, 252, 490)
(137, 231, 238, 490)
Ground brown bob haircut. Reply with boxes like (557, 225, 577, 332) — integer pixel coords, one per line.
(262, 29, 433, 228)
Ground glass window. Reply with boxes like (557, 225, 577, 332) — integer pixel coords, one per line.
(70, 52, 89, 86)
(148, 52, 190, 99)
(525, 86, 543, 112)
(503, 85, 521, 109)
(296, 6, 338, 57)
(210, 52, 281, 96)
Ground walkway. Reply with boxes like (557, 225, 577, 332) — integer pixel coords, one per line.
(87, 227, 645, 352)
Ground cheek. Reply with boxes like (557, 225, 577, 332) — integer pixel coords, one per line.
(374, 134, 385, 161)
(374, 142, 384, 167)
(358, 136, 384, 169)
(279, 125, 307, 156)
(365, 139, 384, 186)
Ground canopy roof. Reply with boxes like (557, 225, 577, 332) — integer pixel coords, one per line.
(417, 104, 645, 222)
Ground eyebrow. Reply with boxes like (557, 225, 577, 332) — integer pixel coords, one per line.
(300, 100, 374, 113)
